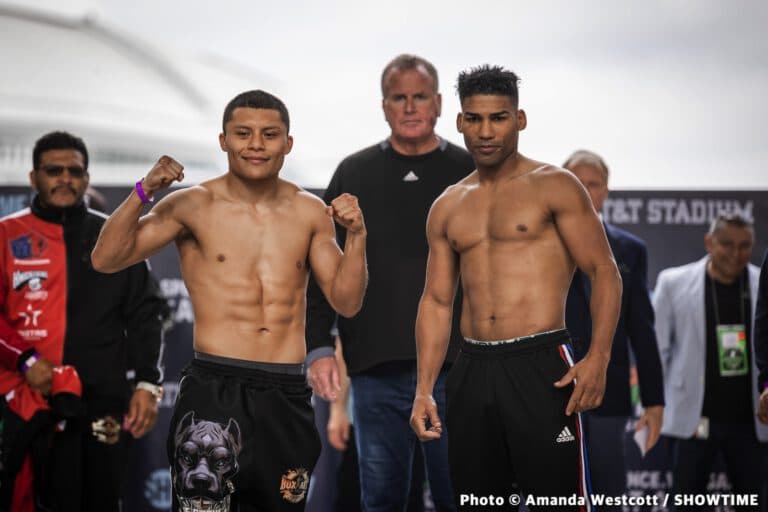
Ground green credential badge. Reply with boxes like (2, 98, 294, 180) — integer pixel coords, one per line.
(716, 324, 748, 377)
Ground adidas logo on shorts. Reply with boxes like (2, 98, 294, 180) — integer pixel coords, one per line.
(556, 426, 575, 443)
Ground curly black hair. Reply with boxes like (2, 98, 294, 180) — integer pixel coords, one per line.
(456, 65, 520, 105)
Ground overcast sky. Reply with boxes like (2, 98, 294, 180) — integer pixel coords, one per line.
(9, 0, 768, 189)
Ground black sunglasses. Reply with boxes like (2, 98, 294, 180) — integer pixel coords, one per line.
(38, 164, 87, 178)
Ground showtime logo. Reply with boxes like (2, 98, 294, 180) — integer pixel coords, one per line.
(144, 468, 172, 510)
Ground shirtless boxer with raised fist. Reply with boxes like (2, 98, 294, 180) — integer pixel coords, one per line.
(92, 90, 368, 512)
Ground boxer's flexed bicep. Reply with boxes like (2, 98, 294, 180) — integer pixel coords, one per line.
(130, 191, 190, 258)
(307, 210, 350, 314)
(308, 211, 343, 293)
(92, 165, 197, 273)
(307, 194, 367, 318)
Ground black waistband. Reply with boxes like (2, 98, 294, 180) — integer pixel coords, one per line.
(460, 329, 571, 357)
(190, 352, 307, 385)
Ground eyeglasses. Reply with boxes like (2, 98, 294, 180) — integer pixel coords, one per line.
(38, 165, 87, 178)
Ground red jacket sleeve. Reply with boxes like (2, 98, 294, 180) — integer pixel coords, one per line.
(0, 268, 35, 370)
(0, 315, 34, 370)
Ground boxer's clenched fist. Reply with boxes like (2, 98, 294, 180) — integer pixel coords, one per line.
(142, 155, 185, 197)
(327, 193, 365, 234)
(758, 389, 768, 425)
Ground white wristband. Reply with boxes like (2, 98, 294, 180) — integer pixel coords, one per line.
(136, 381, 163, 401)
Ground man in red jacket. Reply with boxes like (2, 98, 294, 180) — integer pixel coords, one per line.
(0, 131, 167, 511)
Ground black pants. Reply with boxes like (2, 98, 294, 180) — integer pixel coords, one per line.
(0, 397, 129, 512)
(582, 413, 628, 512)
(50, 416, 130, 512)
(671, 421, 768, 512)
(446, 330, 592, 511)
(168, 356, 321, 512)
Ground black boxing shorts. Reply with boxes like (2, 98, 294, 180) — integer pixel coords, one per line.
(446, 329, 593, 511)
(167, 352, 320, 512)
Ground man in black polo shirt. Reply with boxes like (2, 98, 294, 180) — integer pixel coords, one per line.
(305, 54, 474, 511)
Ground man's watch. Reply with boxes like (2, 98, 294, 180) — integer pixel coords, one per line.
(136, 381, 164, 402)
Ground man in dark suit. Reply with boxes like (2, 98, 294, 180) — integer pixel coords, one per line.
(564, 150, 665, 508)
(757, 251, 768, 425)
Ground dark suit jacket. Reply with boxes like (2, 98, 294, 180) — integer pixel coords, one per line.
(566, 223, 664, 416)
(755, 250, 768, 391)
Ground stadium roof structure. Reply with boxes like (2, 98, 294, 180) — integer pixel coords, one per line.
(0, 3, 287, 185)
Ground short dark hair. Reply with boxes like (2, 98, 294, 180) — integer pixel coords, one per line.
(708, 213, 754, 235)
(562, 149, 610, 181)
(222, 90, 290, 133)
(457, 65, 520, 105)
(33, 131, 89, 171)
(381, 54, 439, 96)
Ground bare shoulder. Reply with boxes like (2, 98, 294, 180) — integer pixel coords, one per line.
(152, 181, 214, 217)
(277, 180, 330, 227)
(529, 164, 591, 209)
(456, 169, 480, 186)
(428, 174, 476, 232)
(433, 171, 478, 210)
(530, 163, 581, 190)
(196, 175, 232, 201)
(282, 180, 326, 211)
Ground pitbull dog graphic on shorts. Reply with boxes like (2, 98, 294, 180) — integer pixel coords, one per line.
(173, 411, 242, 511)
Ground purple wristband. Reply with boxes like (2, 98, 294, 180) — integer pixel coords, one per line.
(21, 353, 40, 373)
(135, 179, 153, 204)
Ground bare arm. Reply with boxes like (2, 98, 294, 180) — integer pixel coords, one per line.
(327, 337, 352, 451)
(308, 193, 367, 318)
(91, 156, 186, 273)
(411, 195, 460, 441)
(552, 171, 622, 414)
